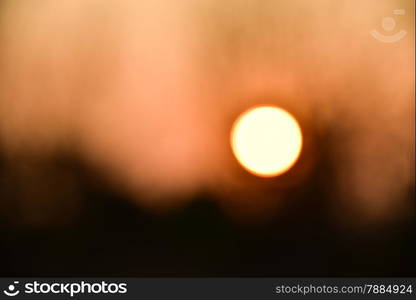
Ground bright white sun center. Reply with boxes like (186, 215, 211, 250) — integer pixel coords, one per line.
(231, 106, 303, 177)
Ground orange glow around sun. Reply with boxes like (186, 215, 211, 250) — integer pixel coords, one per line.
(231, 106, 303, 177)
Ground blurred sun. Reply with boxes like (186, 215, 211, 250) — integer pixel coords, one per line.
(231, 106, 303, 177)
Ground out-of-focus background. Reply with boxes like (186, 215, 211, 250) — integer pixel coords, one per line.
(0, 0, 414, 276)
